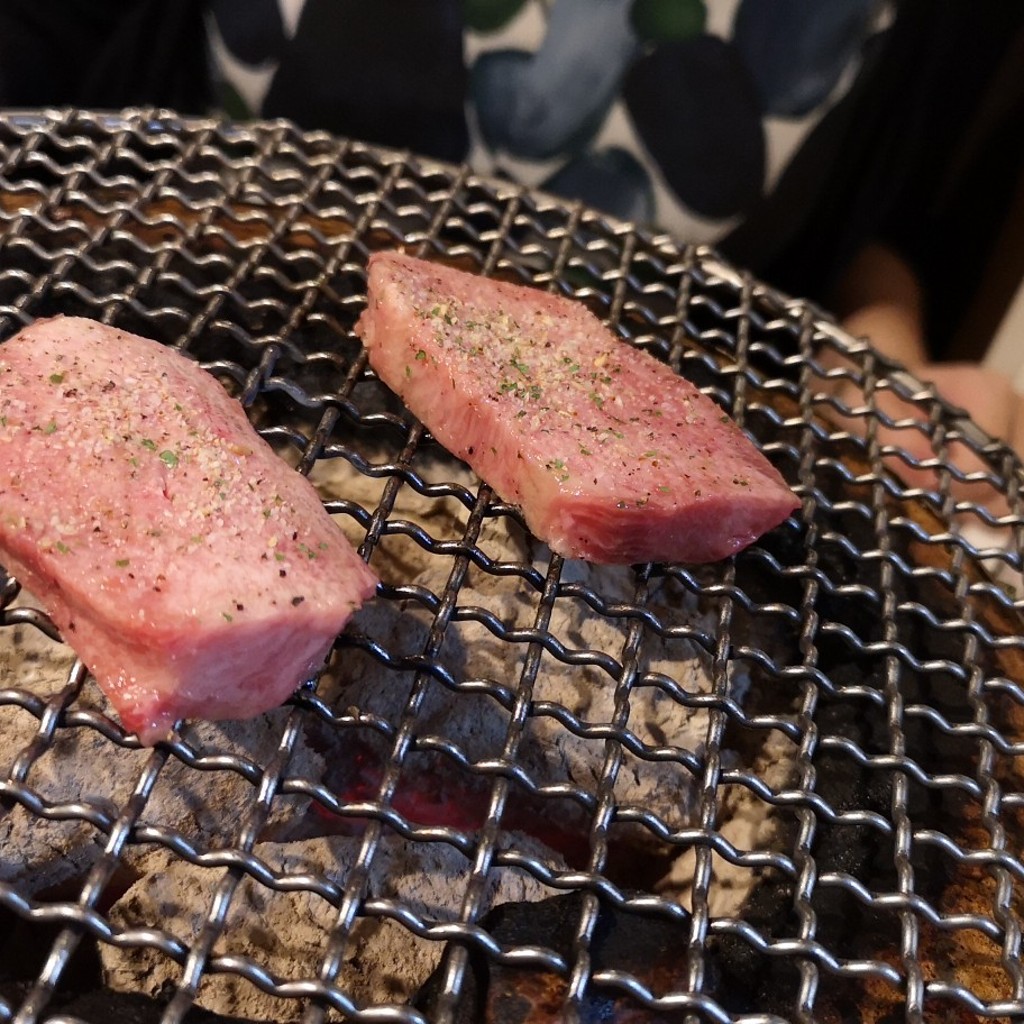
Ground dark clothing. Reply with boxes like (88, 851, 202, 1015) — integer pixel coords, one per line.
(0, 1, 209, 113)
(723, 0, 1024, 355)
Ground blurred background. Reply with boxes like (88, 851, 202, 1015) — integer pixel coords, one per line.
(0, 0, 1022, 398)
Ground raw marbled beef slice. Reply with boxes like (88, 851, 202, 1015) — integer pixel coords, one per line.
(356, 251, 798, 564)
(0, 316, 378, 743)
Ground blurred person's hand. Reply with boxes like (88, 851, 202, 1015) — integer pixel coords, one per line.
(829, 243, 1023, 512)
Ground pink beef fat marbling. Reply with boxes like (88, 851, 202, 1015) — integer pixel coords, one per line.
(0, 317, 377, 744)
(356, 252, 799, 564)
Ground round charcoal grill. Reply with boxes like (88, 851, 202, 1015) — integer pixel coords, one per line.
(1, 109, 1023, 1024)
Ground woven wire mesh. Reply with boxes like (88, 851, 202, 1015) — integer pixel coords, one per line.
(0, 108, 1023, 1024)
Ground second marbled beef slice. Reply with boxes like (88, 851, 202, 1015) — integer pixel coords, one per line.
(356, 252, 798, 564)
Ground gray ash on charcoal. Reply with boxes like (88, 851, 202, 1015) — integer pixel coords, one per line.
(0, 618, 325, 896)
(100, 831, 565, 1020)
(409, 660, 897, 1023)
(308, 454, 787, 879)
(412, 479, 1020, 1023)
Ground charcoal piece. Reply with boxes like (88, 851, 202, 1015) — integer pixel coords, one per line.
(0, 982, 260, 1024)
(417, 890, 694, 1022)
(67, 990, 260, 1024)
(657, 721, 794, 919)
(0, 906, 101, 988)
(101, 831, 563, 1021)
(0, 914, 254, 1023)
(0, 618, 324, 895)
(314, 454, 746, 844)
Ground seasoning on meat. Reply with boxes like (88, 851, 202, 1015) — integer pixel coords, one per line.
(0, 317, 378, 744)
(355, 251, 799, 564)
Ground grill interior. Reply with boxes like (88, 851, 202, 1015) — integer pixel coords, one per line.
(1, 109, 1024, 1024)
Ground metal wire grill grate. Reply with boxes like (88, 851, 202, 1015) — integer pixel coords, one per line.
(1, 109, 1023, 1024)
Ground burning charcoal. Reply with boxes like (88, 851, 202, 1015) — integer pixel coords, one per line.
(313, 454, 778, 864)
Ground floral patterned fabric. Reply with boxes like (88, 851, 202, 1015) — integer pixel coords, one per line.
(207, 0, 890, 245)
